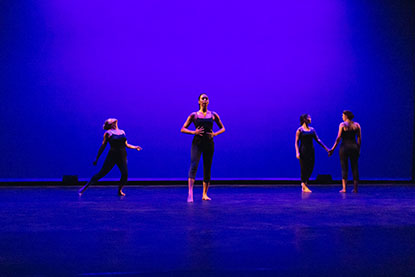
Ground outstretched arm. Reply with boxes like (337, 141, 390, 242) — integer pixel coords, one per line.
(94, 133, 109, 165)
(125, 140, 142, 151)
(295, 129, 301, 159)
(314, 129, 329, 152)
(207, 112, 225, 138)
(329, 124, 343, 156)
(181, 113, 204, 136)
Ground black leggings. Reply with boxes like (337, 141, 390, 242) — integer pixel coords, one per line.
(300, 156, 315, 183)
(89, 150, 128, 187)
(188, 137, 214, 183)
(339, 144, 359, 181)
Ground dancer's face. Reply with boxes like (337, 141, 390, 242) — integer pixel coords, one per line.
(199, 94, 209, 108)
(342, 113, 347, 121)
(307, 116, 312, 124)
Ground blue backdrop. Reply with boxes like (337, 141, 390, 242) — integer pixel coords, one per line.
(1, 0, 413, 180)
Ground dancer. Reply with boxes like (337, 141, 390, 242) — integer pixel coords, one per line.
(78, 118, 142, 196)
(329, 110, 361, 193)
(181, 93, 225, 202)
(295, 114, 329, 192)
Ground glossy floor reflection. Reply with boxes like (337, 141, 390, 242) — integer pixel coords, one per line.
(1, 185, 415, 276)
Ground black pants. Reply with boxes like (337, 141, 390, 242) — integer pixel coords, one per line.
(188, 137, 214, 183)
(300, 154, 315, 183)
(89, 150, 128, 187)
(339, 144, 359, 181)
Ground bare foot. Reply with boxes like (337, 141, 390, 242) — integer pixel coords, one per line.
(187, 194, 193, 203)
(78, 184, 88, 196)
(118, 190, 126, 197)
(78, 188, 85, 197)
(202, 195, 211, 201)
(301, 185, 312, 193)
(339, 189, 346, 193)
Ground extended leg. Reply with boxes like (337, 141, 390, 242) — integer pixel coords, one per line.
(79, 154, 115, 196)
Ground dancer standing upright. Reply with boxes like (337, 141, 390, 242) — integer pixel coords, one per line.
(181, 94, 225, 202)
(329, 110, 361, 193)
(295, 114, 329, 192)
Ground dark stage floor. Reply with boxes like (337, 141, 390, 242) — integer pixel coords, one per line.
(1, 185, 415, 276)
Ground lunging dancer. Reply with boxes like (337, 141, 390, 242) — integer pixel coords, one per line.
(295, 114, 329, 192)
(79, 118, 142, 196)
(181, 93, 225, 202)
(329, 110, 361, 193)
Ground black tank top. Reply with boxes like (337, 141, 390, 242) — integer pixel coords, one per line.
(299, 128, 316, 155)
(194, 113, 214, 138)
(108, 133, 127, 150)
(341, 128, 358, 146)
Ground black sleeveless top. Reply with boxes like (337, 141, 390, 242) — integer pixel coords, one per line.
(299, 128, 316, 157)
(108, 133, 127, 151)
(194, 112, 214, 141)
(341, 128, 358, 146)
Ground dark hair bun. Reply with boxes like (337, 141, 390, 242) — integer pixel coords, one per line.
(343, 110, 354, 120)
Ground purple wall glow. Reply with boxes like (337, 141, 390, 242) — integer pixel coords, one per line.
(1, 0, 414, 180)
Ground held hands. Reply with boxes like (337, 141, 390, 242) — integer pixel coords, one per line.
(328, 148, 334, 157)
(296, 152, 300, 159)
(194, 126, 204, 136)
(136, 146, 143, 151)
(324, 147, 331, 156)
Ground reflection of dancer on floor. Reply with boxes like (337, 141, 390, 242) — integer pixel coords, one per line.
(78, 118, 142, 197)
(295, 114, 329, 193)
(329, 110, 361, 193)
(181, 93, 225, 202)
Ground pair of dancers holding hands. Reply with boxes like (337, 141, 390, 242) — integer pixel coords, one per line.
(79, 93, 361, 199)
(295, 111, 361, 193)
